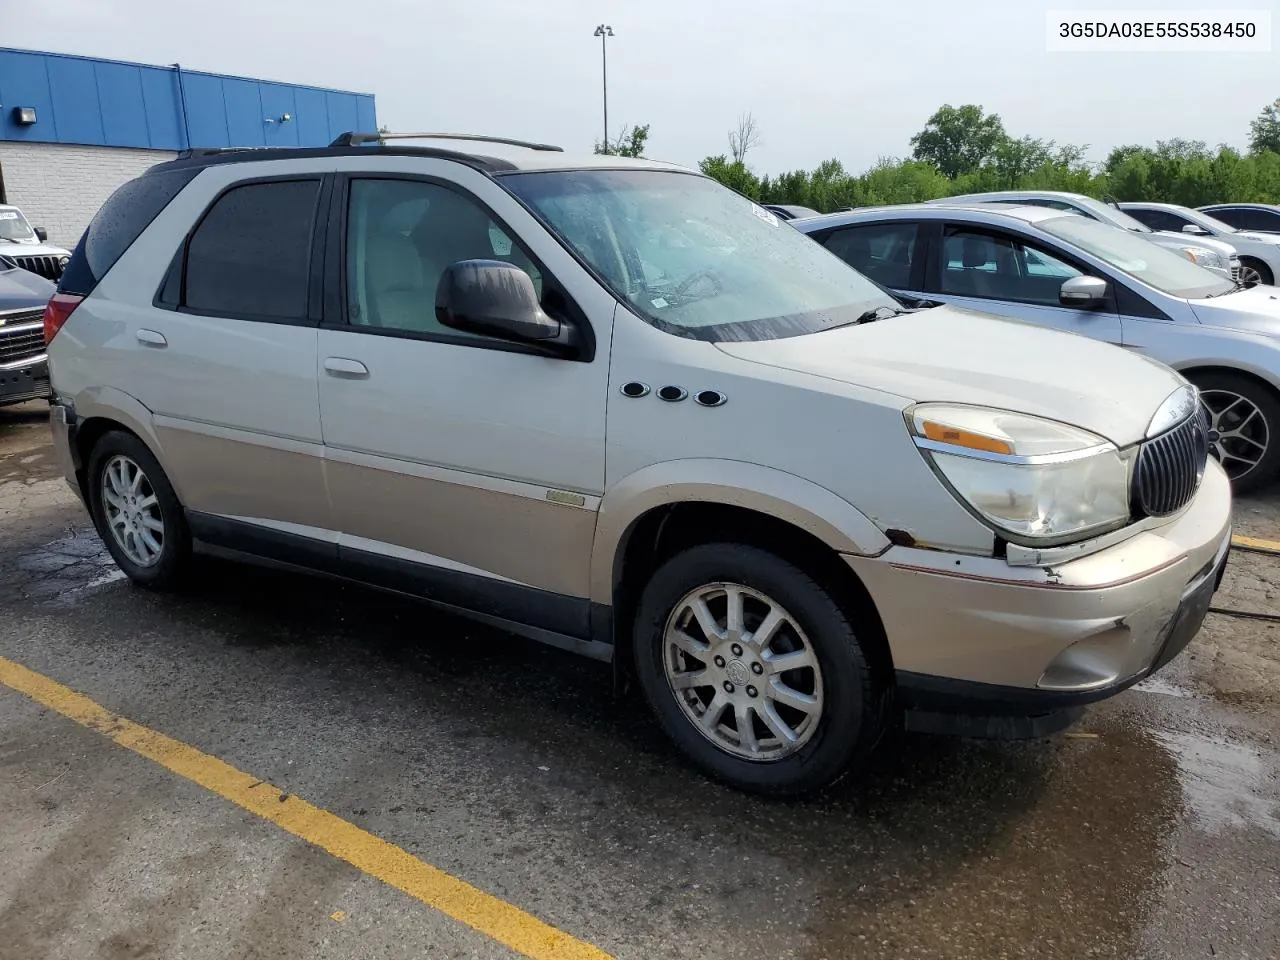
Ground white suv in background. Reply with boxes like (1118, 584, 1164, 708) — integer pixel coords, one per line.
(930, 190, 1243, 282)
(0, 204, 72, 282)
(44, 134, 1231, 795)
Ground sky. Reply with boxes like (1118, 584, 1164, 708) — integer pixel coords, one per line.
(4, 0, 1278, 175)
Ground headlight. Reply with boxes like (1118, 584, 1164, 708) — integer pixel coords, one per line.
(908, 404, 1131, 544)
(1179, 246, 1225, 269)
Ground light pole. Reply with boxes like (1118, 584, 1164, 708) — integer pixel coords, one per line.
(593, 24, 614, 152)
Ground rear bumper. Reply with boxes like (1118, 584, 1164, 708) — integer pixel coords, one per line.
(846, 458, 1233, 716)
(0, 355, 50, 406)
(49, 398, 84, 505)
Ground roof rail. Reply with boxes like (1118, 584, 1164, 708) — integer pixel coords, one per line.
(330, 131, 563, 152)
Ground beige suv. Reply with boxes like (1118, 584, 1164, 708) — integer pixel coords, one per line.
(45, 133, 1232, 795)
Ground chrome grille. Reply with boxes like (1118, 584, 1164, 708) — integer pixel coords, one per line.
(1230, 263, 1242, 282)
(1133, 407, 1210, 517)
(13, 255, 64, 281)
(0, 317, 46, 366)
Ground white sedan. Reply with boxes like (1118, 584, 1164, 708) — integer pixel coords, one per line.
(795, 202, 1280, 491)
(1119, 201, 1280, 288)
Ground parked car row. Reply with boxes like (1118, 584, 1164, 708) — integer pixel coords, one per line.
(41, 135, 1233, 796)
(791, 191, 1280, 492)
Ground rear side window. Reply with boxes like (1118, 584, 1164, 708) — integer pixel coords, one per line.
(184, 180, 320, 321)
(58, 166, 199, 295)
(822, 222, 918, 288)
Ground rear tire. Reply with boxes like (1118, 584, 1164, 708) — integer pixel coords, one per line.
(1190, 371, 1280, 494)
(87, 430, 192, 589)
(632, 542, 885, 796)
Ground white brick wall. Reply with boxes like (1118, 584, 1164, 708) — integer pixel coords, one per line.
(0, 142, 177, 249)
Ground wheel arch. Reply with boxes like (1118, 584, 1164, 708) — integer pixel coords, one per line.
(69, 388, 170, 502)
(593, 461, 894, 684)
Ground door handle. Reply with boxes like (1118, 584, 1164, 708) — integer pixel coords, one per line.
(323, 357, 369, 379)
(136, 329, 167, 347)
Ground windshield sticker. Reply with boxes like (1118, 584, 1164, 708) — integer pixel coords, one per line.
(650, 297, 669, 309)
(750, 204, 779, 227)
(0, 212, 19, 220)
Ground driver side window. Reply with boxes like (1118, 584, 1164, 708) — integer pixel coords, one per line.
(345, 178, 543, 336)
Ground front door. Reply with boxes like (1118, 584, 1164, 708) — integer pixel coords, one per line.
(927, 225, 1124, 345)
(316, 168, 613, 638)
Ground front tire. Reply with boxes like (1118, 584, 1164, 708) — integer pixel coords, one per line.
(1238, 257, 1273, 288)
(632, 542, 885, 796)
(87, 430, 191, 588)
(1191, 371, 1280, 494)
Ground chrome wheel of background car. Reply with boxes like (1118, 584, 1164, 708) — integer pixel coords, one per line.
(101, 454, 165, 567)
(662, 582, 824, 762)
(1238, 264, 1264, 288)
(1200, 389, 1269, 481)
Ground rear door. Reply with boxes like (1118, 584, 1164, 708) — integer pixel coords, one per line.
(105, 170, 333, 551)
(921, 224, 1123, 344)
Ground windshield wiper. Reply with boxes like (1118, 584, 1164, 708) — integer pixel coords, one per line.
(852, 305, 909, 325)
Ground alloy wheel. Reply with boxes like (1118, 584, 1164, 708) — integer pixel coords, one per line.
(1238, 264, 1264, 288)
(662, 582, 824, 762)
(1200, 389, 1270, 481)
(101, 454, 166, 567)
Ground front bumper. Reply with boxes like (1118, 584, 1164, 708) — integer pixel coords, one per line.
(0, 354, 50, 407)
(846, 458, 1233, 714)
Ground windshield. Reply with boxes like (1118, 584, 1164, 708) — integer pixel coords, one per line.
(1068, 196, 1156, 234)
(1039, 215, 1234, 299)
(1181, 207, 1238, 234)
(0, 209, 36, 242)
(501, 169, 901, 341)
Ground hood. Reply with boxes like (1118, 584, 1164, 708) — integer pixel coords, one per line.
(0, 239, 72, 257)
(714, 304, 1183, 447)
(1189, 284, 1280, 335)
(1235, 231, 1280, 245)
(1152, 231, 1237, 257)
(0, 263, 56, 312)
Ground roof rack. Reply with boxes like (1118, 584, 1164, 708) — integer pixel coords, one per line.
(330, 131, 564, 152)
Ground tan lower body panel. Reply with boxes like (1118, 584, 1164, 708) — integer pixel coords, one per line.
(323, 456, 595, 600)
(153, 422, 332, 534)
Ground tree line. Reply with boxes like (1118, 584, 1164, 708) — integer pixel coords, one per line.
(599, 100, 1280, 213)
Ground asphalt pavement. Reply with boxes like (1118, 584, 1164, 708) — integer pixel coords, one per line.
(1, 400, 1277, 960)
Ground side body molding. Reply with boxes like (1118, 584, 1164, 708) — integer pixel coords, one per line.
(590, 458, 892, 605)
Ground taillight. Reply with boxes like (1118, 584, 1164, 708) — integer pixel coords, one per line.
(43, 292, 83, 345)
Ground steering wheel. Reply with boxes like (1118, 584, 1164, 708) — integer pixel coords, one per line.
(673, 270, 724, 301)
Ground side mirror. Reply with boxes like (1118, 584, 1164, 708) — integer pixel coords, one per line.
(1060, 275, 1108, 308)
(1182, 223, 1209, 236)
(34, 226, 48, 242)
(435, 260, 561, 343)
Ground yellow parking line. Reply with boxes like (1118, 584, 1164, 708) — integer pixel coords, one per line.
(1232, 534, 1280, 555)
(0, 655, 613, 960)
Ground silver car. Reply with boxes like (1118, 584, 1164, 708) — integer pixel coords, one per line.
(796, 202, 1280, 491)
(928, 190, 1242, 282)
(1120, 202, 1280, 287)
(1199, 202, 1280, 236)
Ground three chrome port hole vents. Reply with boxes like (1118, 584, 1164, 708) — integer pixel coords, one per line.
(620, 381, 727, 407)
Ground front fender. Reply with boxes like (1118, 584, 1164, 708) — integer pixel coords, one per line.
(590, 458, 891, 605)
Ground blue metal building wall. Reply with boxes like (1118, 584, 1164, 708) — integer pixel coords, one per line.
(0, 48, 376, 150)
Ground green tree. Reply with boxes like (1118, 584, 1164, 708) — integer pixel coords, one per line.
(595, 123, 650, 158)
(1250, 99, 1280, 155)
(910, 104, 1006, 178)
(697, 155, 761, 198)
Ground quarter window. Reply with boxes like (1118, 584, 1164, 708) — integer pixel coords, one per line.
(939, 229, 1084, 306)
(345, 178, 542, 337)
(184, 180, 320, 320)
(822, 222, 918, 288)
